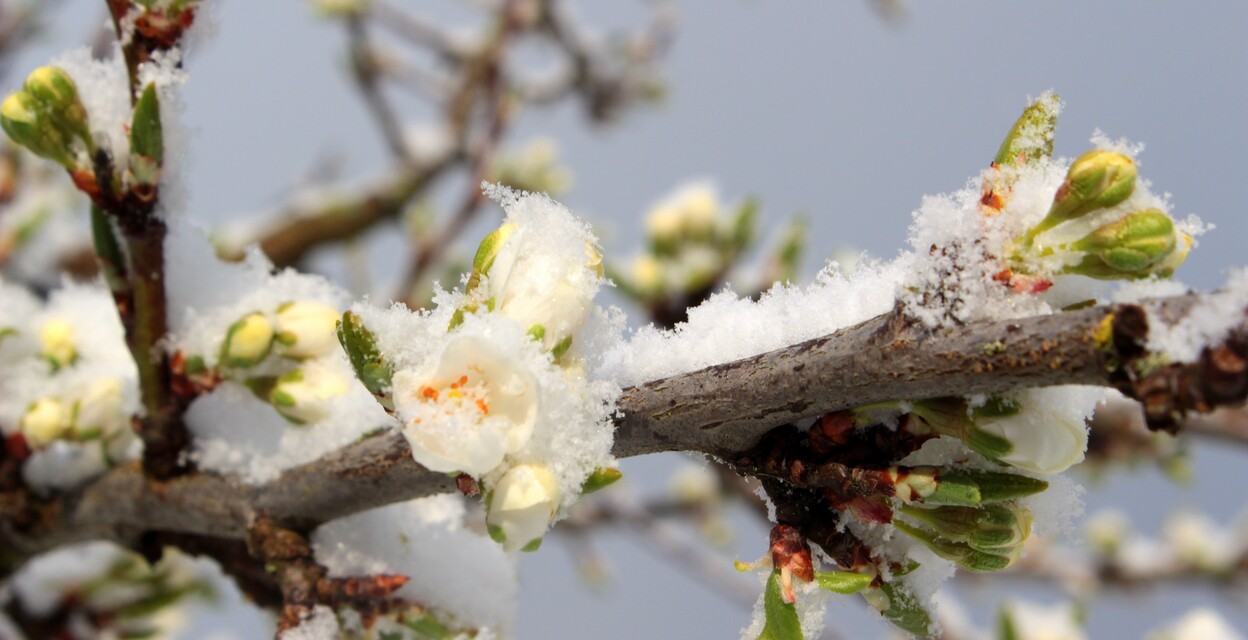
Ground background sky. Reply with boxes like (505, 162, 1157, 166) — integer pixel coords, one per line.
(9, 1, 1248, 638)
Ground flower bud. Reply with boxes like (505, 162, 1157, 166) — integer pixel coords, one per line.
(20, 397, 73, 448)
(1026, 150, 1137, 241)
(219, 312, 275, 368)
(466, 223, 518, 292)
(73, 377, 129, 440)
(1, 91, 75, 168)
(39, 317, 77, 370)
(1060, 209, 1179, 279)
(969, 407, 1087, 475)
(24, 67, 92, 148)
(274, 301, 341, 359)
(893, 519, 1021, 573)
(269, 365, 349, 425)
(899, 503, 1032, 552)
(486, 463, 561, 552)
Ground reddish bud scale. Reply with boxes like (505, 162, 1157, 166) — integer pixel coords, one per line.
(993, 268, 1053, 294)
(808, 411, 855, 456)
(456, 473, 480, 496)
(769, 524, 814, 583)
(134, 8, 197, 48)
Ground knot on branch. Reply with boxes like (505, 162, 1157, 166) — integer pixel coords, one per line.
(1111, 305, 1248, 433)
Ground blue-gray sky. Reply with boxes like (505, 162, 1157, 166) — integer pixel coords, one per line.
(10, 2, 1248, 638)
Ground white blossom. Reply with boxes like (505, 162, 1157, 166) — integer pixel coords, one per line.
(73, 377, 129, 440)
(394, 335, 539, 476)
(271, 363, 350, 425)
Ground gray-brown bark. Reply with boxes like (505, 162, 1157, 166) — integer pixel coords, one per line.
(2, 291, 1245, 574)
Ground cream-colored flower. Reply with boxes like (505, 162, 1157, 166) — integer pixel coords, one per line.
(487, 463, 561, 552)
(21, 397, 72, 448)
(644, 183, 719, 241)
(270, 364, 349, 425)
(274, 301, 341, 359)
(973, 408, 1087, 475)
(394, 336, 539, 475)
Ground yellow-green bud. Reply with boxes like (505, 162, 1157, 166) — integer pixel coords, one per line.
(1061, 209, 1179, 279)
(39, 318, 77, 371)
(21, 397, 73, 448)
(1026, 150, 1137, 241)
(1, 91, 75, 168)
(467, 223, 518, 292)
(73, 377, 129, 440)
(220, 312, 275, 368)
(274, 301, 341, 359)
(486, 463, 561, 553)
(24, 67, 92, 148)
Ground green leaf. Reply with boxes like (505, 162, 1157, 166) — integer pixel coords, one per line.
(869, 581, 936, 637)
(90, 205, 128, 292)
(758, 569, 803, 640)
(730, 196, 759, 251)
(337, 311, 394, 409)
(402, 613, 452, 640)
(813, 570, 872, 595)
(940, 469, 1048, 504)
(130, 83, 163, 164)
(580, 467, 623, 495)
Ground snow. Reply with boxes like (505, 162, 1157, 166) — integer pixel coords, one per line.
(166, 219, 396, 484)
(312, 495, 516, 632)
(1148, 267, 1248, 363)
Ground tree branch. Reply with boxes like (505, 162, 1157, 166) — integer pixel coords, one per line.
(3, 292, 1246, 574)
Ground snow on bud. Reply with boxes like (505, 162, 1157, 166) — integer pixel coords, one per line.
(394, 336, 538, 475)
(486, 463, 561, 552)
(993, 91, 1061, 168)
(73, 377, 129, 440)
(1025, 149, 1137, 242)
(269, 364, 349, 425)
(39, 317, 78, 370)
(1061, 209, 1182, 279)
(219, 312, 275, 368)
(20, 397, 73, 448)
(482, 223, 599, 354)
(274, 301, 341, 359)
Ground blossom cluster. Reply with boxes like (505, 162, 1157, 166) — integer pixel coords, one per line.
(0, 278, 140, 492)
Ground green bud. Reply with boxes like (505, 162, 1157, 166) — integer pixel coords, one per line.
(1061, 209, 1179, 279)
(893, 520, 1019, 573)
(467, 223, 517, 292)
(938, 469, 1048, 504)
(337, 311, 394, 410)
(219, 312, 274, 368)
(1025, 150, 1137, 242)
(899, 503, 1032, 552)
(1, 91, 76, 168)
(993, 92, 1060, 167)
